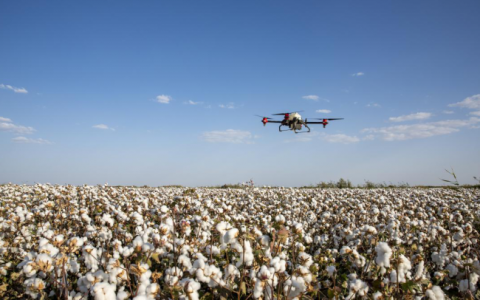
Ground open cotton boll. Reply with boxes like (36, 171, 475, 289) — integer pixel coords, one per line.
(284, 276, 307, 299)
(346, 278, 369, 298)
(224, 264, 240, 281)
(414, 260, 425, 280)
(224, 228, 239, 244)
(178, 254, 192, 270)
(35, 253, 54, 272)
(116, 287, 130, 300)
(425, 286, 445, 300)
(216, 221, 231, 234)
(375, 242, 392, 268)
(431, 244, 448, 269)
(297, 252, 313, 268)
(270, 256, 286, 273)
(275, 215, 285, 224)
(179, 278, 201, 300)
(340, 246, 353, 255)
(390, 255, 412, 283)
(24, 277, 46, 299)
(91, 282, 116, 300)
(445, 263, 458, 278)
(326, 265, 336, 277)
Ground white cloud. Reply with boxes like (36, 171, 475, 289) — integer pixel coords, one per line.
(284, 135, 314, 143)
(186, 100, 202, 105)
(201, 129, 253, 143)
(0, 117, 12, 122)
(0, 120, 35, 134)
(302, 95, 319, 101)
(389, 112, 432, 122)
(367, 103, 380, 108)
(470, 111, 480, 116)
(448, 94, 480, 109)
(219, 102, 236, 109)
(12, 136, 51, 144)
(443, 110, 454, 114)
(0, 83, 28, 94)
(156, 94, 172, 104)
(319, 133, 360, 144)
(316, 109, 331, 114)
(285, 132, 359, 144)
(362, 117, 480, 141)
(352, 72, 365, 77)
(92, 124, 115, 131)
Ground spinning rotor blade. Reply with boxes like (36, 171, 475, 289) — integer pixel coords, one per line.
(254, 115, 273, 119)
(272, 110, 304, 115)
(314, 118, 344, 121)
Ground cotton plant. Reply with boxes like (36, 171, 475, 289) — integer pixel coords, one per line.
(0, 184, 479, 299)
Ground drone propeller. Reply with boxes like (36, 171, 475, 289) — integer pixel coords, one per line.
(255, 115, 273, 119)
(272, 110, 304, 115)
(314, 118, 344, 121)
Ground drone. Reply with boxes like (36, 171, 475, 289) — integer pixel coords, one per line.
(256, 111, 344, 133)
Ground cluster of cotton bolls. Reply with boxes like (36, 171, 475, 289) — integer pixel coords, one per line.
(0, 184, 479, 299)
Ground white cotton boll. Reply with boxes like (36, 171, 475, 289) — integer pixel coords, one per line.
(36, 253, 54, 272)
(92, 282, 116, 300)
(293, 222, 303, 234)
(180, 278, 201, 300)
(373, 291, 383, 300)
(459, 279, 469, 292)
(425, 285, 445, 300)
(469, 272, 479, 292)
(121, 246, 134, 257)
(298, 252, 313, 268)
(101, 214, 114, 227)
(165, 267, 183, 286)
(224, 264, 240, 280)
(225, 228, 239, 244)
(216, 221, 230, 234)
(236, 240, 254, 267)
(116, 287, 130, 300)
(304, 235, 313, 244)
(326, 265, 336, 277)
(340, 246, 352, 255)
(270, 257, 286, 273)
(284, 276, 306, 299)
(83, 245, 100, 272)
(205, 245, 220, 256)
(473, 260, 480, 275)
(133, 236, 144, 251)
(375, 242, 392, 268)
(24, 277, 46, 299)
(275, 215, 285, 224)
(22, 262, 37, 277)
(431, 244, 448, 269)
(253, 280, 265, 299)
(178, 254, 192, 270)
(146, 283, 160, 297)
(445, 263, 458, 278)
(347, 278, 369, 297)
(414, 260, 424, 280)
(160, 205, 169, 213)
(142, 243, 154, 253)
(258, 235, 271, 247)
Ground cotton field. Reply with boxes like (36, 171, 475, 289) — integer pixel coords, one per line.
(1, 185, 479, 300)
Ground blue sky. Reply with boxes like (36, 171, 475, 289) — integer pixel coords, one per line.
(1, 0, 480, 186)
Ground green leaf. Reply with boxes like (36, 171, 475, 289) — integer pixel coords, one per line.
(327, 288, 335, 299)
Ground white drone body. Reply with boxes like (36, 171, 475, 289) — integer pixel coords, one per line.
(288, 112, 302, 121)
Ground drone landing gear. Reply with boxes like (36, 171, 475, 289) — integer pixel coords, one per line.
(279, 124, 311, 133)
(294, 124, 311, 134)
